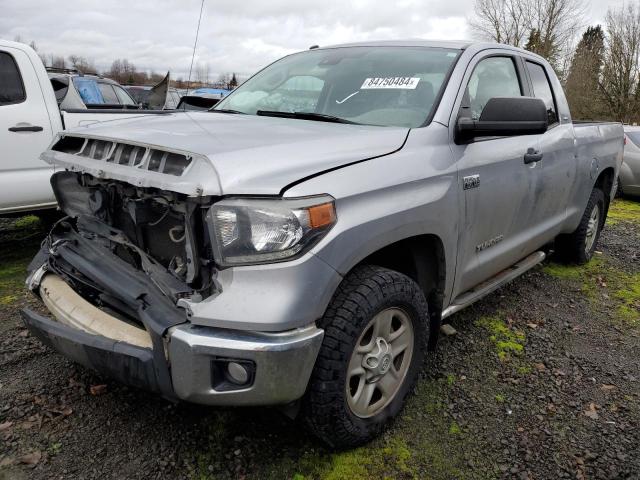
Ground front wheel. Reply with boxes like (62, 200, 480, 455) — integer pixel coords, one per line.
(302, 265, 429, 448)
(555, 187, 605, 264)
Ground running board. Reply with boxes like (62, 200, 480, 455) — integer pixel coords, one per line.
(442, 251, 546, 320)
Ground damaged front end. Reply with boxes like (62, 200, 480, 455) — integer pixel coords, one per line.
(23, 166, 328, 405)
(23, 170, 218, 398)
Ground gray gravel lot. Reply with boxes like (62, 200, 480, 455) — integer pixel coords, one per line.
(0, 203, 638, 480)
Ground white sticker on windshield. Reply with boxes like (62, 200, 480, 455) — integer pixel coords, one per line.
(361, 77, 420, 89)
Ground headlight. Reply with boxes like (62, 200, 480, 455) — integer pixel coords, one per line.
(206, 196, 336, 266)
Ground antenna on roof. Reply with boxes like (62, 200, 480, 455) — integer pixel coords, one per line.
(186, 0, 206, 96)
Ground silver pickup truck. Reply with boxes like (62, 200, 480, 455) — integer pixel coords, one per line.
(23, 40, 623, 448)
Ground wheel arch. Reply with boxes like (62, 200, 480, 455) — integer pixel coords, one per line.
(353, 234, 446, 349)
(595, 166, 616, 217)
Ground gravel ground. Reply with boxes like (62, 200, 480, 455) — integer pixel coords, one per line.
(0, 203, 639, 480)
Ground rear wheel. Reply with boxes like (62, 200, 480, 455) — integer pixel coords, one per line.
(302, 265, 429, 448)
(555, 188, 605, 264)
(614, 178, 624, 198)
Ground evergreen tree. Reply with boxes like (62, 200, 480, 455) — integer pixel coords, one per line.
(565, 26, 606, 120)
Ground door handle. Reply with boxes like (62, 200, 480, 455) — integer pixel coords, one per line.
(8, 125, 44, 132)
(524, 148, 543, 164)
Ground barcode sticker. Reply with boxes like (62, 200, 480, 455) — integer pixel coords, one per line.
(361, 77, 420, 89)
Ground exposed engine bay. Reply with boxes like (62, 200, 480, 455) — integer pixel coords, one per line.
(45, 171, 217, 326)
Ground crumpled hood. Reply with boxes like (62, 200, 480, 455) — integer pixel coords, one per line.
(54, 111, 409, 196)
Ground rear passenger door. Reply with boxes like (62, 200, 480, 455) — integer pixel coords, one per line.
(521, 58, 576, 238)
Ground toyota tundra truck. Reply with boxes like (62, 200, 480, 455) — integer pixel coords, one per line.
(22, 40, 623, 448)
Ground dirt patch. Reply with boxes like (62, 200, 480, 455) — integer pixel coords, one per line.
(1, 203, 639, 480)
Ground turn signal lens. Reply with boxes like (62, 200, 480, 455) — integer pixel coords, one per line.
(308, 202, 336, 228)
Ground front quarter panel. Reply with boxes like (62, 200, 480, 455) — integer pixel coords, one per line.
(285, 123, 458, 305)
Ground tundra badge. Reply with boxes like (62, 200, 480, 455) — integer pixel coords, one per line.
(463, 175, 480, 190)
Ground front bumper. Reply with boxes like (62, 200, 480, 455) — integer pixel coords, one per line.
(25, 260, 323, 406)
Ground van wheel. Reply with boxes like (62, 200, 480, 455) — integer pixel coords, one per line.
(302, 265, 429, 448)
(555, 188, 605, 264)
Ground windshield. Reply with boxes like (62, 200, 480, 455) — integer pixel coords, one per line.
(214, 46, 461, 128)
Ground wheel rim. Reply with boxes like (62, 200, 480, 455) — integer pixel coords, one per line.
(346, 307, 414, 418)
(585, 203, 601, 254)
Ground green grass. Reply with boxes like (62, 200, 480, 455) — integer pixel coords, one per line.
(607, 199, 640, 225)
(12, 215, 40, 230)
(0, 254, 30, 306)
(189, 375, 494, 480)
(0, 215, 46, 307)
(543, 256, 640, 326)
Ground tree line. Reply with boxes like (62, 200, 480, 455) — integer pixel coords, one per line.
(13, 36, 239, 90)
(472, 0, 640, 123)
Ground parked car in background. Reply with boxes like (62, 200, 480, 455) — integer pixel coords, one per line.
(126, 86, 182, 109)
(49, 70, 139, 110)
(124, 73, 182, 110)
(620, 126, 640, 196)
(190, 87, 231, 99)
(23, 40, 623, 448)
(176, 94, 220, 110)
(0, 39, 174, 215)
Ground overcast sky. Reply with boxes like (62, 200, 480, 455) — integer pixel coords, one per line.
(0, 0, 629, 81)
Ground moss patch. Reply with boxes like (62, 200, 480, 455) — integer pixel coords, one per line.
(476, 315, 526, 361)
(543, 256, 640, 326)
(0, 256, 29, 306)
(12, 215, 40, 230)
(303, 437, 414, 480)
(607, 199, 640, 225)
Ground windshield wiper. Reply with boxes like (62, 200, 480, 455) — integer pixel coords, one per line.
(256, 110, 358, 124)
(209, 108, 246, 114)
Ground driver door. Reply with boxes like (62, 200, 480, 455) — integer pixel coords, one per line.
(450, 53, 541, 298)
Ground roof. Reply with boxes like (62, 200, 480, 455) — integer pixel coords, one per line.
(321, 39, 473, 50)
(313, 39, 548, 64)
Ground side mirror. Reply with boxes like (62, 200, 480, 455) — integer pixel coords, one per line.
(456, 97, 548, 142)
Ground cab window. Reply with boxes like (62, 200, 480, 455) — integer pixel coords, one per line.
(0, 51, 26, 105)
(525, 61, 559, 125)
(463, 57, 522, 120)
(98, 83, 119, 104)
(114, 85, 136, 106)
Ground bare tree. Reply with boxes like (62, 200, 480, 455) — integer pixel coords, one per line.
(470, 0, 529, 47)
(599, 3, 640, 123)
(470, 0, 586, 69)
(50, 55, 66, 69)
(68, 55, 96, 73)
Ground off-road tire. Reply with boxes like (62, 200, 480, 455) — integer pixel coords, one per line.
(302, 265, 429, 448)
(614, 178, 623, 198)
(555, 187, 605, 264)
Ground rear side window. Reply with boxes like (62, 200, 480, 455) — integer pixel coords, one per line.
(114, 86, 136, 106)
(465, 57, 522, 120)
(73, 77, 104, 104)
(98, 83, 119, 104)
(525, 61, 558, 126)
(0, 52, 26, 105)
